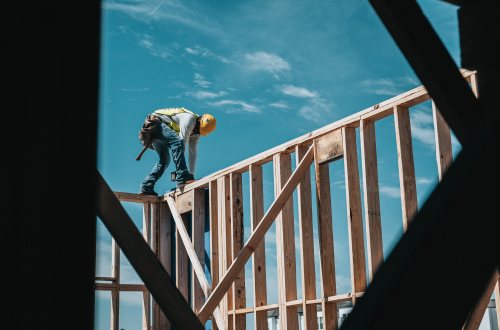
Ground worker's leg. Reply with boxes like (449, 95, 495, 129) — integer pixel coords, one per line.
(139, 138, 170, 194)
(163, 125, 194, 183)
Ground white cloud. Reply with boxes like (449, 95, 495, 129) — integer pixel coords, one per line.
(269, 101, 290, 109)
(244, 52, 290, 77)
(416, 177, 433, 185)
(359, 76, 419, 96)
(119, 87, 150, 92)
(193, 73, 212, 88)
(379, 185, 401, 198)
(138, 35, 170, 59)
(211, 100, 261, 113)
(104, 0, 222, 36)
(280, 85, 318, 98)
(186, 46, 230, 63)
(298, 96, 333, 124)
(410, 108, 436, 149)
(186, 90, 227, 99)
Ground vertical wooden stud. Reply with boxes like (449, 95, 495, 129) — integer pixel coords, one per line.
(394, 105, 418, 230)
(313, 140, 338, 330)
(250, 164, 268, 330)
(296, 145, 318, 330)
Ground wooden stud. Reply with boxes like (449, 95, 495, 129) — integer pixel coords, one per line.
(209, 180, 220, 330)
(313, 140, 338, 330)
(197, 146, 314, 323)
(176, 213, 190, 301)
(274, 153, 299, 330)
(231, 173, 246, 329)
(249, 164, 268, 330)
(158, 203, 172, 330)
(217, 176, 230, 329)
(394, 105, 418, 231)
(342, 127, 367, 300)
(192, 189, 206, 313)
(296, 145, 318, 330)
(360, 120, 383, 281)
(142, 203, 151, 330)
(165, 196, 226, 329)
(151, 203, 160, 330)
(462, 271, 498, 330)
(110, 239, 120, 330)
(432, 101, 453, 181)
(495, 276, 500, 330)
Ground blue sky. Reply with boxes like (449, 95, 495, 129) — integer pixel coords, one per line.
(96, 0, 462, 329)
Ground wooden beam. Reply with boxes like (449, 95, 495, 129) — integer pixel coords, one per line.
(197, 145, 315, 323)
(314, 129, 343, 164)
(219, 175, 233, 329)
(273, 153, 299, 329)
(342, 127, 367, 299)
(115, 191, 160, 203)
(192, 189, 206, 313)
(368, 0, 480, 145)
(158, 203, 172, 330)
(176, 213, 190, 301)
(151, 203, 161, 330)
(142, 203, 151, 330)
(111, 239, 120, 330)
(97, 172, 204, 330)
(313, 140, 338, 330)
(432, 101, 453, 181)
(495, 277, 500, 330)
(394, 105, 418, 231)
(209, 180, 220, 330)
(360, 120, 383, 281)
(249, 164, 268, 330)
(230, 173, 246, 329)
(249, 165, 268, 330)
(159, 71, 475, 196)
(165, 196, 226, 329)
(296, 145, 318, 330)
(462, 271, 498, 330)
(176, 191, 193, 214)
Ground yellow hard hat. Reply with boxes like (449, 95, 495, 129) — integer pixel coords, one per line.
(200, 113, 216, 136)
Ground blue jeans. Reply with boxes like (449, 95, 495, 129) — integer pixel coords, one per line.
(140, 122, 194, 193)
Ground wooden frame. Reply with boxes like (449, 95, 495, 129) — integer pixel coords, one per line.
(98, 69, 492, 330)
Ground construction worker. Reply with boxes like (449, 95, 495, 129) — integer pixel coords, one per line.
(139, 107, 216, 195)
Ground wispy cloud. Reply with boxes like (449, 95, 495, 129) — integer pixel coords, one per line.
(119, 87, 150, 92)
(269, 101, 290, 109)
(410, 108, 436, 149)
(416, 177, 433, 185)
(280, 85, 318, 98)
(185, 46, 230, 63)
(379, 185, 400, 198)
(298, 96, 333, 124)
(186, 90, 227, 99)
(193, 73, 212, 88)
(210, 100, 261, 113)
(138, 34, 171, 59)
(359, 76, 419, 96)
(244, 52, 291, 78)
(104, 0, 222, 36)
(279, 85, 333, 123)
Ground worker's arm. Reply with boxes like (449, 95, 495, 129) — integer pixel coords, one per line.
(188, 135, 199, 176)
(177, 113, 198, 175)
